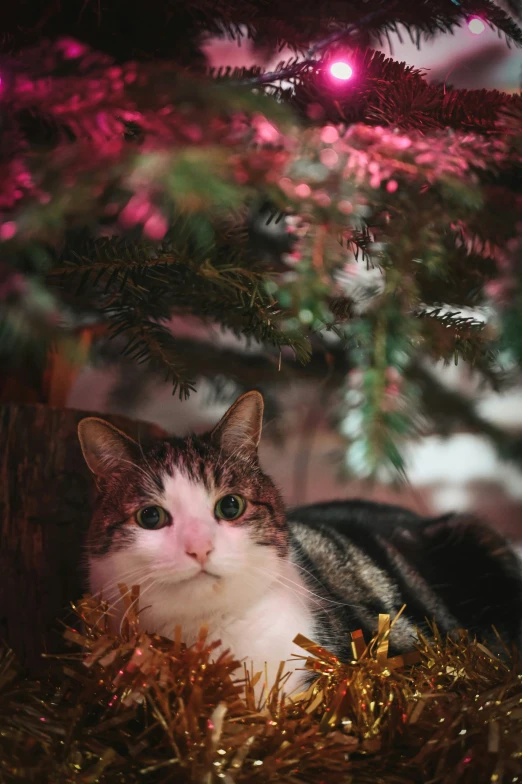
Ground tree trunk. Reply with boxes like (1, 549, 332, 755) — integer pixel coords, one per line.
(0, 403, 163, 673)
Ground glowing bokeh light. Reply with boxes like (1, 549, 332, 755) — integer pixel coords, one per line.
(468, 17, 485, 35)
(330, 61, 353, 81)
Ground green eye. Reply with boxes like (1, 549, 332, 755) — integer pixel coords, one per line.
(215, 494, 246, 521)
(136, 505, 169, 530)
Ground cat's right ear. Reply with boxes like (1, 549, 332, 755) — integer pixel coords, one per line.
(78, 417, 139, 476)
(211, 390, 264, 455)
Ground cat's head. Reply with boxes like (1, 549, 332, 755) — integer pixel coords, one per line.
(78, 392, 288, 618)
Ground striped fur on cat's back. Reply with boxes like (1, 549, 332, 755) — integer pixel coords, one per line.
(78, 391, 522, 696)
(289, 500, 522, 658)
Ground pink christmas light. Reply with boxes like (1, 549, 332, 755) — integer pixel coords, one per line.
(295, 183, 311, 199)
(143, 213, 168, 241)
(59, 38, 88, 59)
(329, 61, 353, 81)
(468, 17, 486, 35)
(0, 222, 17, 241)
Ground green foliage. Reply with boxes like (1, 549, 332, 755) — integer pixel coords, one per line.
(0, 2, 522, 479)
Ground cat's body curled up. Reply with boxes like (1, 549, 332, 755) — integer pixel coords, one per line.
(79, 391, 522, 696)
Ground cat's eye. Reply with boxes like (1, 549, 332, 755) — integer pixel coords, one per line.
(135, 505, 169, 530)
(215, 494, 246, 521)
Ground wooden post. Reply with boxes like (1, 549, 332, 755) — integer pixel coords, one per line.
(0, 403, 163, 672)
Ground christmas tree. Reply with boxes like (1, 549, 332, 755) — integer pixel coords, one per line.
(1, 0, 522, 478)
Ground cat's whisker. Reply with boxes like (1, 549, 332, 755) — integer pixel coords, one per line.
(98, 583, 143, 610)
(219, 561, 307, 607)
(117, 457, 159, 491)
(271, 569, 345, 605)
(217, 441, 255, 474)
(89, 581, 146, 611)
(93, 586, 143, 619)
(253, 570, 325, 608)
(225, 559, 324, 608)
(100, 576, 157, 625)
(119, 579, 157, 636)
(98, 571, 153, 604)
(136, 433, 159, 485)
(60, 558, 151, 625)
(290, 561, 351, 603)
(210, 557, 316, 609)
(248, 563, 361, 610)
(93, 571, 156, 618)
(270, 577, 310, 612)
(93, 566, 153, 600)
(98, 563, 151, 585)
(289, 560, 326, 587)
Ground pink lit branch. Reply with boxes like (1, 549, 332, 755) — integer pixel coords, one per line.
(233, 6, 393, 87)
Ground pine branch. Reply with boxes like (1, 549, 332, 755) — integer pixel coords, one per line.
(107, 308, 197, 399)
(415, 244, 497, 310)
(329, 296, 356, 322)
(232, 6, 394, 86)
(99, 333, 347, 389)
(0, 6, 520, 482)
(417, 308, 487, 333)
(169, 0, 522, 51)
(47, 232, 312, 388)
(503, 0, 522, 20)
(232, 2, 522, 89)
(47, 237, 174, 295)
(416, 308, 507, 393)
(1, 0, 521, 65)
(290, 47, 522, 133)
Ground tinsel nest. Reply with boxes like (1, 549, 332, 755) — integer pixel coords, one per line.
(1, 588, 521, 784)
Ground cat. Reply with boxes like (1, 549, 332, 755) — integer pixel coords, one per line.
(79, 391, 522, 697)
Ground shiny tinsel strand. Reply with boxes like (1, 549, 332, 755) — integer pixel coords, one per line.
(0, 588, 521, 783)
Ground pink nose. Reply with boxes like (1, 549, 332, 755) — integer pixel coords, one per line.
(185, 542, 214, 567)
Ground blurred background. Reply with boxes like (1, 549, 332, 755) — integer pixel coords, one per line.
(62, 24, 522, 547)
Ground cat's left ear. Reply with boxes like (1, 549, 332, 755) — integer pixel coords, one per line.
(78, 417, 140, 476)
(211, 391, 264, 455)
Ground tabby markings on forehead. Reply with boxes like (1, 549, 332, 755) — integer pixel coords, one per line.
(116, 458, 165, 497)
(162, 443, 221, 492)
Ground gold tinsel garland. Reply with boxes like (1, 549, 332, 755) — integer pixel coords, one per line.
(1, 588, 521, 784)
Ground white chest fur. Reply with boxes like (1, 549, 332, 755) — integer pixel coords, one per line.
(142, 572, 315, 698)
(205, 583, 315, 697)
(91, 557, 316, 700)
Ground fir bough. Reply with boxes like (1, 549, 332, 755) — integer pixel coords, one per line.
(0, 1, 521, 478)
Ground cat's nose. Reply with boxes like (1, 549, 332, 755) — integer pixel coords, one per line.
(185, 544, 214, 567)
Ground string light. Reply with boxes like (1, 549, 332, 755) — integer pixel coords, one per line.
(467, 17, 486, 35)
(329, 61, 353, 81)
